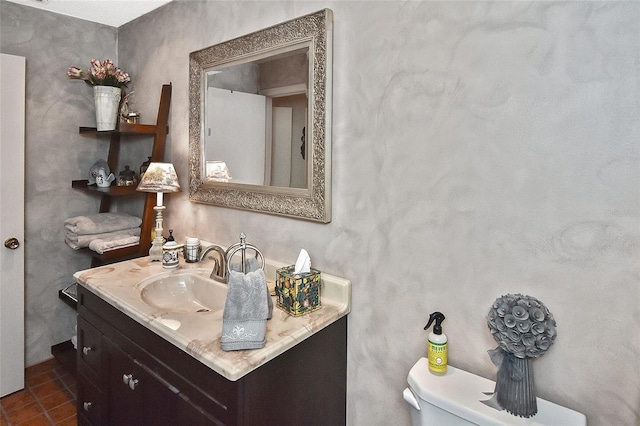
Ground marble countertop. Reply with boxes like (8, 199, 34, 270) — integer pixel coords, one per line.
(74, 255, 351, 381)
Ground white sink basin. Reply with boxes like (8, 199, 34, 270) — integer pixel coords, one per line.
(136, 270, 227, 313)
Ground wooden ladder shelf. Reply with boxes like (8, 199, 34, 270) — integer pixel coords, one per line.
(71, 83, 172, 267)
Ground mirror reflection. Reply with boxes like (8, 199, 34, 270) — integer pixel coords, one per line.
(204, 45, 309, 188)
(189, 9, 333, 222)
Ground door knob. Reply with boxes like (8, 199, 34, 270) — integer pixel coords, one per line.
(4, 237, 19, 250)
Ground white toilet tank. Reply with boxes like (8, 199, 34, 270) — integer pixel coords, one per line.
(403, 358, 586, 426)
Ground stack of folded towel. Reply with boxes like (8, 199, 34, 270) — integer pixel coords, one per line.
(221, 258, 273, 351)
(64, 213, 142, 254)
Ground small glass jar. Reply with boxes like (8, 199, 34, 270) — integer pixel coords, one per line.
(126, 112, 140, 124)
(184, 237, 200, 263)
(117, 166, 137, 186)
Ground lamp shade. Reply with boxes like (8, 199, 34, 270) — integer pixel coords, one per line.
(136, 162, 180, 193)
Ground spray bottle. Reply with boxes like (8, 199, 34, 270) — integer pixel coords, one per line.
(424, 312, 447, 375)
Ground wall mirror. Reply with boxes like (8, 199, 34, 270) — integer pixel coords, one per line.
(189, 9, 333, 222)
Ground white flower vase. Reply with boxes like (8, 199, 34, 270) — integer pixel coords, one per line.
(93, 86, 121, 131)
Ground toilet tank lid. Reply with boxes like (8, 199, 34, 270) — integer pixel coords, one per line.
(406, 358, 586, 426)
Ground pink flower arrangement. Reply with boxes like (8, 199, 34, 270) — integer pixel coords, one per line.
(67, 59, 130, 88)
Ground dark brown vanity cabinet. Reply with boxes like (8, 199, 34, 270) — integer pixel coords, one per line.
(103, 337, 214, 425)
(76, 284, 347, 425)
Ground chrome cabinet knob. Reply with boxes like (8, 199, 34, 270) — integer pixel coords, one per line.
(83, 401, 92, 411)
(129, 378, 139, 390)
(123, 373, 139, 390)
(82, 346, 92, 355)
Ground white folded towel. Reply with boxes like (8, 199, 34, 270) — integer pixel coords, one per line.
(64, 213, 142, 235)
(65, 228, 140, 249)
(88, 234, 141, 254)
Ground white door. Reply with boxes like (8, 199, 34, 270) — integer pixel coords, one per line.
(270, 106, 293, 187)
(0, 53, 26, 397)
(206, 87, 266, 185)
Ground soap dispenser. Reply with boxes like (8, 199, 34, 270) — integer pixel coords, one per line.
(424, 312, 447, 375)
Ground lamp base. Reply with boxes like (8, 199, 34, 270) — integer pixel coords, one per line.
(148, 236, 164, 262)
(148, 203, 166, 262)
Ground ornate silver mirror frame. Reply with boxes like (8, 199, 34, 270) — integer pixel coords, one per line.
(189, 9, 333, 222)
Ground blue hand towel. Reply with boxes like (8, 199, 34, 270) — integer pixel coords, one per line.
(221, 268, 270, 351)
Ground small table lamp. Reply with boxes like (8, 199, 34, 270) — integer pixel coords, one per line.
(136, 162, 180, 262)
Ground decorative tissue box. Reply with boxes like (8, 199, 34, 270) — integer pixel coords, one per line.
(275, 266, 321, 316)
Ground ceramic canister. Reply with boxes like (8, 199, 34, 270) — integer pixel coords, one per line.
(162, 241, 183, 268)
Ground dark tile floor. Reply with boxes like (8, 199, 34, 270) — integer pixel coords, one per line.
(0, 358, 76, 425)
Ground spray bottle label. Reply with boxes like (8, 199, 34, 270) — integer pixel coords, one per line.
(427, 341, 447, 373)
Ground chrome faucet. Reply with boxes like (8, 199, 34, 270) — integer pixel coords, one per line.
(199, 245, 227, 283)
(199, 233, 265, 283)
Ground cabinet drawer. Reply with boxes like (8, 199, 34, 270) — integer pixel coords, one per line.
(77, 372, 104, 426)
(77, 316, 103, 378)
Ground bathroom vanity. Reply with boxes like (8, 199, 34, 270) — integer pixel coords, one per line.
(74, 257, 351, 425)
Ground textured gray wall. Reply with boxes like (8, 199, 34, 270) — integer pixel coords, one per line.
(119, 2, 639, 425)
(1, 1, 117, 366)
(3, 1, 639, 425)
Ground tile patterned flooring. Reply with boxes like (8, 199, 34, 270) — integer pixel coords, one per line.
(0, 358, 76, 425)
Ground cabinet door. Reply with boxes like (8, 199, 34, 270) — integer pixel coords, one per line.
(106, 337, 216, 425)
(106, 338, 144, 425)
(140, 368, 216, 426)
(77, 372, 105, 426)
(77, 316, 103, 379)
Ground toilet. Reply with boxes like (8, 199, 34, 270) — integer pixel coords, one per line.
(403, 358, 586, 425)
